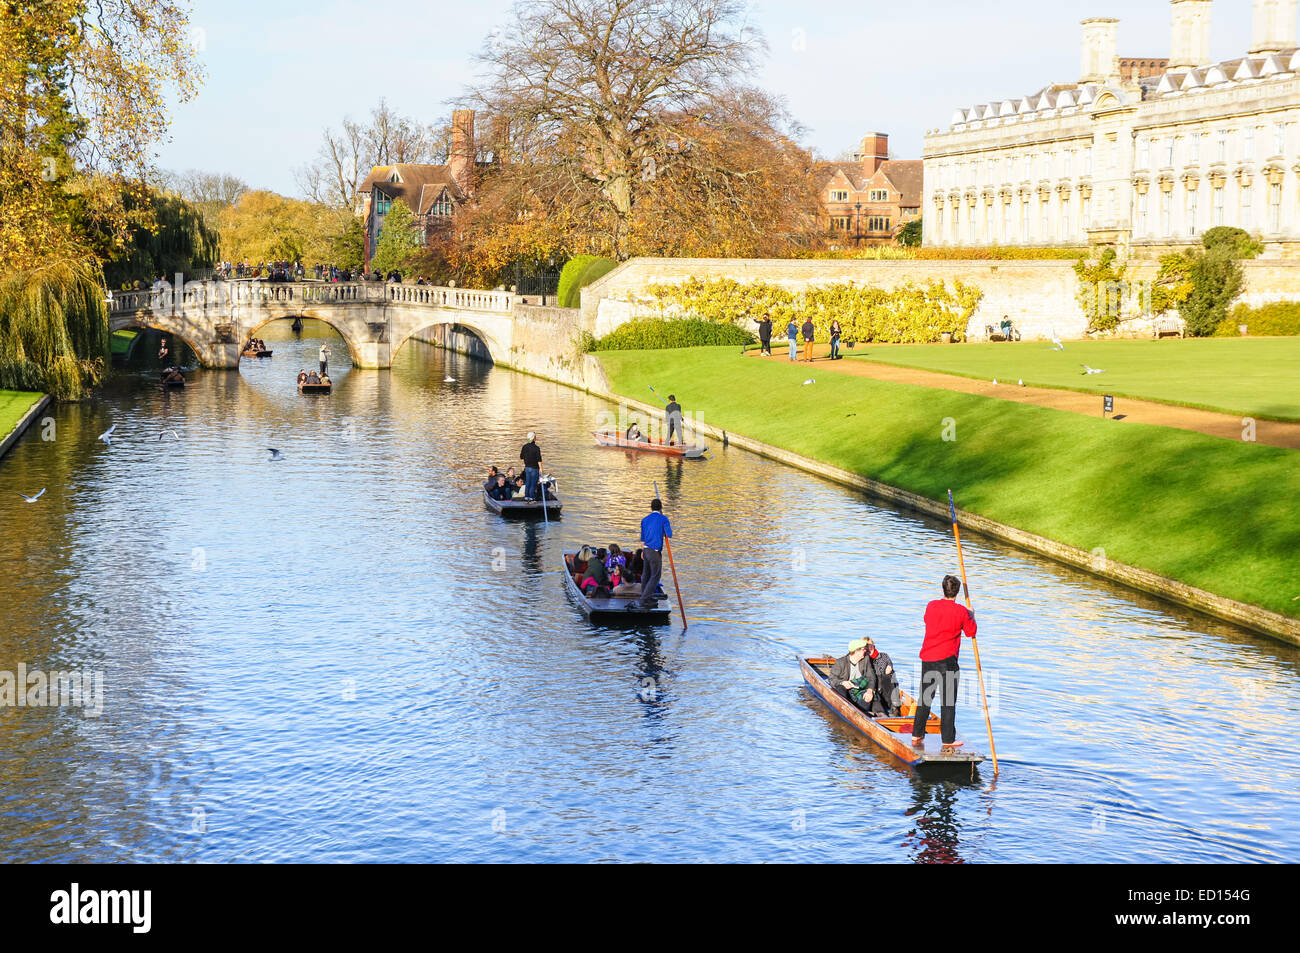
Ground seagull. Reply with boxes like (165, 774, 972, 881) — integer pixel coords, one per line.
(443, 376, 456, 383)
(267, 448, 284, 460)
(992, 379, 998, 386)
(1050, 330, 1065, 351)
(1018, 379, 1025, 386)
(1081, 364, 1106, 375)
(98, 423, 116, 444)
(18, 489, 45, 503)
(802, 378, 815, 386)
(158, 429, 180, 440)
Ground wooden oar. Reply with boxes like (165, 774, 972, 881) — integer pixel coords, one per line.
(654, 482, 688, 629)
(947, 489, 998, 775)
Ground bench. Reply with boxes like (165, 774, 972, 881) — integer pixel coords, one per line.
(1154, 318, 1184, 339)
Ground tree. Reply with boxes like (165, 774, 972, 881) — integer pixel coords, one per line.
(897, 218, 923, 247)
(466, 0, 816, 260)
(217, 191, 337, 265)
(102, 189, 219, 288)
(369, 199, 419, 276)
(163, 169, 249, 232)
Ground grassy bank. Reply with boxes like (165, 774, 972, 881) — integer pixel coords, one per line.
(850, 337, 1300, 421)
(0, 391, 45, 445)
(598, 346, 1300, 620)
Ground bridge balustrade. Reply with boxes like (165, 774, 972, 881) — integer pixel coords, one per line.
(109, 280, 513, 316)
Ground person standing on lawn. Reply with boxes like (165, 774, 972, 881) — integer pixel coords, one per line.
(829, 320, 842, 360)
(911, 574, 977, 750)
(802, 317, 815, 362)
(786, 318, 799, 361)
(757, 314, 772, 356)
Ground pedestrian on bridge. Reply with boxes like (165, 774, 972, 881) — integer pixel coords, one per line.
(319, 343, 331, 375)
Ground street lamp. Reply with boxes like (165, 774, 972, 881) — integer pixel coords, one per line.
(855, 202, 862, 244)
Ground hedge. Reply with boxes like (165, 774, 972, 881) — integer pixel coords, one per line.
(1219, 300, 1300, 337)
(558, 255, 618, 308)
(587, 318, 756, 352)
(645, 276, 981, 344)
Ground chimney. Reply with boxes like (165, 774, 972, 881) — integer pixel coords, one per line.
(1080, 17, 1121, 85)
(449, 109, 476, 191)
(1169, 0, 1213, 69)
(859, 132, 889, 174)
(1250, 0, 1297, 55)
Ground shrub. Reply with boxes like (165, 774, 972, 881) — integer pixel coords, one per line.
(1182, 246, 1246, 337)
(1072, 248, 1131, 333)
(643, 277, 980, 344)
(1202, 226, 1263, 259)
(897, 219, 922, 247)
(1218, 300, 1300, 337)
(558, 255, 618, 308)
(588, 318, 756, 351)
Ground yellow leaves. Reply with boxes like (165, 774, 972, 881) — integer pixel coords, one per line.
(647, 277, 984, 344)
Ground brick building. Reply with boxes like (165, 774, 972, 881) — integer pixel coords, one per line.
(816, 132, 924, 245)
(357, 109, 477, 268)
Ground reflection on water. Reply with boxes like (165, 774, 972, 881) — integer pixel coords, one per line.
(1, 318, 1298, 862)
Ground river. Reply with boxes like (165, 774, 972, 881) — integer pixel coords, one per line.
(1, 320, 1297, 863)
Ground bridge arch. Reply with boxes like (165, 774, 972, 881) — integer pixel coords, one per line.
(390, 318, 503, 366)
(109, 313, 217, 367)
(244, 310, 366, 367)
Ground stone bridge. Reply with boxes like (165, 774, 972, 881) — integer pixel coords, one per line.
(108, 280, 610, 389)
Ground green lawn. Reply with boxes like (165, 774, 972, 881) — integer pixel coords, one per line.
(849, 337, 1300, 421)
(0, 390, 44, 444)
(599, 347, 1300, 620)
(110, 329, 138, 356)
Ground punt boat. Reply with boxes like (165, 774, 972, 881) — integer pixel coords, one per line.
(160, 375, 186, 389)
(299, 381, 331, 394)
(561, 550, 671, 623)
(593, 430, 708, 459)
(482, 488, 561, 518)
(242, 348, 273, 358)
(800, 655, 985, 774)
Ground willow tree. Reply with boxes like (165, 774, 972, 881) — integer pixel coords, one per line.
(0, 0, 201, 397)
(465, 0, 817, 261)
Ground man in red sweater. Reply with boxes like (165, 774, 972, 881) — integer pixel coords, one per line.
(911, 575, 977, 750)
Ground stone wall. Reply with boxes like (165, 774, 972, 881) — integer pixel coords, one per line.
(580, 256, 1300, 341)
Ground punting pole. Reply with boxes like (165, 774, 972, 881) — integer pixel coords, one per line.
(654, 482, 687, 630)
(947, 489, 998, 775)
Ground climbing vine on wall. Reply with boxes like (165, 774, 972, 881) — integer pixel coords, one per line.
(643, 277, 982, 343)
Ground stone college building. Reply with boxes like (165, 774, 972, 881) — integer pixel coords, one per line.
(923, 0, 1300, 256)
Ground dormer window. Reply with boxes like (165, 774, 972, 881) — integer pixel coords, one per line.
(830, 190, 849, 202)
(869, 189, 888, 201)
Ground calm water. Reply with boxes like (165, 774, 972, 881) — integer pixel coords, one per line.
(1, 320, 1297, 863)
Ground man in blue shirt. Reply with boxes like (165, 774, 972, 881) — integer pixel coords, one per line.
(786, 319, 798, 361)
(633, 498, 672, 610)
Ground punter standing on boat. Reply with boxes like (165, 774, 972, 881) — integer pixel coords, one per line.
(520, 432, 542, 502)
(633, 498, 672, 610)
(664, 395, 683, 446)
(319, 343, 331, 375)
(911, 575, 977, 750)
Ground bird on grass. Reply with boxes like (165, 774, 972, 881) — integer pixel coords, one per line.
(267, 448, 284, 460)
(1018, 379, 1025, 386)
(18, 489, 46, 503)
(1081, 364, 1106, 375)
(1050, 331, 1065, 351)
(98, 424, 116, 444)
(802, 379, 815, 386)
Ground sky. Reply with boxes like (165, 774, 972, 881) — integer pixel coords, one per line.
(158, 0, 1264, 196)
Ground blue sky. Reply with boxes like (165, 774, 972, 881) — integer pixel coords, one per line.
(159, 0, 1262, 195)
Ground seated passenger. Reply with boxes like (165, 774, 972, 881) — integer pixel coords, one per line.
(490, 475, 512, 501)
(320, 373, 331, 385)
(626, 422, 641, 440)
(580, 550, 611, 595)
(297, 370, 308, 385)
(605, 544, 626, 572)
(610, 564, 642, 598)
(828, 637, 899, 717)
(511, 476, 527, 499)
(483, 466, 500, 492)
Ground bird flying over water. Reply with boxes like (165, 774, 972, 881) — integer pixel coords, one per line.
(443, 376, 456, 383)
(18, 489, 45, 503)
(1081, 364, 1106, 375)
(98, 424, 116, 444)
(267, 448, 283, 460)
(158, 429, 180, 440)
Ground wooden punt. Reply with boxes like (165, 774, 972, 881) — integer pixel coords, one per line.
(800, 655, 985, 773)
(298, 381, 331, 394)
(242, 349, 273, 358)
(561, 550, 671, 623)
(593, 430, 708, 459)
(160, 376, 186, 388)
(482, 488, 561, 518)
